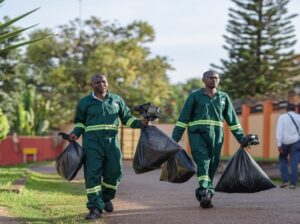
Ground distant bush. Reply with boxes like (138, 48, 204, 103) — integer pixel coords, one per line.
(0, 109, 9, 140)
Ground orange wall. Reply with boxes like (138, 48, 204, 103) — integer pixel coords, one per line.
(223, 109, 285, 159)
(244, 113, 263, 157)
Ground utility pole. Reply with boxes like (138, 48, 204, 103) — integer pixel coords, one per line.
(78, 0, 82, 21)
(78, 0, 83, 32)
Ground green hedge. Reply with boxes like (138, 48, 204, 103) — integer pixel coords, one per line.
(0, 109, 9, 140)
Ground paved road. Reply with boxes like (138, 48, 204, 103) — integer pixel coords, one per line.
(25, 161, 300, 224)
(103, 161, 300, 224)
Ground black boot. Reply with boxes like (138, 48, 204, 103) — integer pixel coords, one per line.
(104, 200, 114, 212)
(200, 191, 213, 209)
(85, 207, 102, 220)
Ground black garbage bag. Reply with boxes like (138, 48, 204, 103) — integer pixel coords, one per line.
(215, 147, 276, 193)
(160, 149, 196, 183)
(55, 137, 84, 181)
(133, 102, 161, 121)
(133, 126, 181, 174)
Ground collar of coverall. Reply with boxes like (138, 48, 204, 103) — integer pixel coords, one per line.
(91, 91, 112, 101)
(199, 88, 220, 96)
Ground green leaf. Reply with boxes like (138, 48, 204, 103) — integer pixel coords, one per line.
(0, 8, 39, 30)
(0, 36, 50, 54)
(0, 24, 37, 42)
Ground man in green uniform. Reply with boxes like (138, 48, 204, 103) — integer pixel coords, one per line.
(68, 74, 148, 220)
(172, 70, 245, 209)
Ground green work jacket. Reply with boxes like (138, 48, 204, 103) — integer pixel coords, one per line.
(172, 88, 244, 143)
(72, 92, 141, 137)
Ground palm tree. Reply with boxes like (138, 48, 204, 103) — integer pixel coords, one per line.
(0, 0, 47, 54)
(0, 0, 48, 140)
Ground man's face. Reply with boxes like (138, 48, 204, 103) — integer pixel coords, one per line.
(203, 73, 219, 89)
(91, 76, 108, 94)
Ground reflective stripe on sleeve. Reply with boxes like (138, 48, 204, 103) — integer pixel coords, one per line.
(126, 117, 138, 127)
(74, 123, 86, 129)
(175, 121, 188, 128)
(229, 123, 242, 130)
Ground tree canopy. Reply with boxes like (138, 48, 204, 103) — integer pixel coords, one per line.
(212, 0, 300, 100)
(8, 17, 173, 130)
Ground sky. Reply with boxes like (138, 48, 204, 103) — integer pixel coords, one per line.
(2, 0, 300, 84)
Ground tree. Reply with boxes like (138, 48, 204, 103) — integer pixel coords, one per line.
(13, 86, 50, 135)
(161, 78, 204, 123)
(212, 0, 300, 100)
(0, 0, 50, 139)
(0, 108, 9, 140)
(0, 0, 45, 54)
(25, 17, 173, 125)
(0, 19, 29, 129)
(88, 41, 172, 107)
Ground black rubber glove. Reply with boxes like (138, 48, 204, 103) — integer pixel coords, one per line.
(241, 134, 260, 147)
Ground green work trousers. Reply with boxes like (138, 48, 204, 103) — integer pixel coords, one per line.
(83, 132, 122, 210)
(188, 127, 223, 201)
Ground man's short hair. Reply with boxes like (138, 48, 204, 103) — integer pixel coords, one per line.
(287, 103, 296, 112)
(202, 70, 218, 79)
(91, 73, 106, 82)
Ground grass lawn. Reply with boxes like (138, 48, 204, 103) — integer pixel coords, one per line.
(0, 165, 28, 188)
(0, 163, 105, 224)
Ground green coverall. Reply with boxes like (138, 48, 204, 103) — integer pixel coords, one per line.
(72, 92, 142, 210)
(172, 88, 244, 200)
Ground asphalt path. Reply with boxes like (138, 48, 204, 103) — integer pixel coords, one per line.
(103, 161, 300, 224)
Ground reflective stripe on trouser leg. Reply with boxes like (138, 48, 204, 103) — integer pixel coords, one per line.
(86, 185, 102, 194)
(189, 132, 213, 197)
(83, 132, 105, 210)
(86, 185, 103, 209)
(188, 128, 223, 201)
(208, 127, 223, 182)
(102, 135, 122, 202)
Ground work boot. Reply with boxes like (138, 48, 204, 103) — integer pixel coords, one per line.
(104, 200, 114, 212)
(85, 207, 102, 220)
(200, 191, 213, 209)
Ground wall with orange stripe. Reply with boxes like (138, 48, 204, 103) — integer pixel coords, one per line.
(221, 101, 284, 159)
